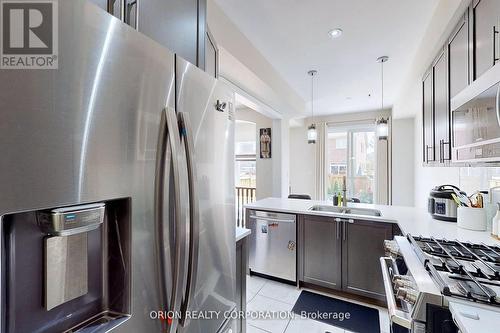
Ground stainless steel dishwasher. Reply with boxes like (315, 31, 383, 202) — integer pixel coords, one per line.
(248, 210, 296, 282)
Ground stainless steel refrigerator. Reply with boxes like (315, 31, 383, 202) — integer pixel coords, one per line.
(0, 1, 235, 333)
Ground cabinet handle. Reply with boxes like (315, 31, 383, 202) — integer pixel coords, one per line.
(126, 0, 139, 30)
(336, 221, 340, 240)
(493, 26, 499, 65)
(108, 0, 126, 21)
(425, 145, 434, 163)
(342, 221, 347, 241)
(439, 140, 443, 163)
(442, 141, 451, 162)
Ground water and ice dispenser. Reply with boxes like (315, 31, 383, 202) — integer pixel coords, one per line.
(38, 203, 105, 311)
(1, 199, 131, 333)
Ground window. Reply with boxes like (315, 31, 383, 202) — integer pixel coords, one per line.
(235, 158, 256, 187)
(236, 141, 256, 156)
(335, 137, 347, 149)
(329, 163, 347, 175)
(235, 120, 257, 188)
(326, 123, 376, 204)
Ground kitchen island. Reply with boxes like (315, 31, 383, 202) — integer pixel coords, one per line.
(245, 197, 500, 245)
(245, 198, 500, 300)
(245, 198, 500, 333)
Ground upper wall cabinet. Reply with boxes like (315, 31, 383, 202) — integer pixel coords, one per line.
(422, 47, 452, 165)
(90, 0, 207, 69)
(88, 0, 109, 11)
(133, 0, 206, 68)
(449, 13, 470, 99)
(205, 29, 219, 78)
(422, 70, 435, 164)
(433, 49, 451, 163)
(422, 7, 472, 167)
(472, 0, 500, 79)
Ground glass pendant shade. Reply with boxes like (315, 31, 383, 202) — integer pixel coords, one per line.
(376, 119, 388, 140)
(306, 69, 318, 144)
(307, 124, 317, 144)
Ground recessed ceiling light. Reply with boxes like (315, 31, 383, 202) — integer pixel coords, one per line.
(328, 28, 343, 39)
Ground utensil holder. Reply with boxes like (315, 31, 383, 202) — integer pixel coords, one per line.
(457, 207, 487, 231)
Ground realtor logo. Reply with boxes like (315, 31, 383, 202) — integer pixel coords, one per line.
(1, 0, 58, 69)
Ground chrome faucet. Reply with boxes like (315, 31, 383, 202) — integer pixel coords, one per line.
(342, 176, 347, 207)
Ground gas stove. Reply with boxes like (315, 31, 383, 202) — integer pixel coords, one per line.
(381, 235, 500, 333)
(409, 235, 500, 307)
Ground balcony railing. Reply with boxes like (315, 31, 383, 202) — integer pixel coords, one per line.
(235, 186, 256, 227)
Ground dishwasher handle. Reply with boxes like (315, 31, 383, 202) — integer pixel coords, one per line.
(248, 215, 295, 223)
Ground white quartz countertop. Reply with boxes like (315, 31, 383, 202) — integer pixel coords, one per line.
(245, 197, 500, 245)
(449, 300, 500, 333)
(235, 227, 251, 242)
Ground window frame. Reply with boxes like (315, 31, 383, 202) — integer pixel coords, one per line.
(325, 122, 378, 204)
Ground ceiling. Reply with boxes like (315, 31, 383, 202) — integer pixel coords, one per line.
(214, 0, 438, 117)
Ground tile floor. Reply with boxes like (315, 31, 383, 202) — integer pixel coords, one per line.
(246, 275, 390, 333)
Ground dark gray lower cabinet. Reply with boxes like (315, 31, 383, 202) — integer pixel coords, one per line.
(300, 215, 342, 290)
(236, 236, 248, 333)
(342, 220, 393, 300)
(299, 215, 393, 301)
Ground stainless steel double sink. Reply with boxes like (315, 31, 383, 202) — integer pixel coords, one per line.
(309, 205, 382, 217)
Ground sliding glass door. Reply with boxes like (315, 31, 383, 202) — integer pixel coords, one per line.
(326, 123, 377, 204)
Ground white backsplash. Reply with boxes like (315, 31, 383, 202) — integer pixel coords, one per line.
(459, 167, 500, 230)
(459, 167, 500, 196)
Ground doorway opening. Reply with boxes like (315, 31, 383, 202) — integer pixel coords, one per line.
(235, 120, 257, 226)
(233, 99, 275, 226)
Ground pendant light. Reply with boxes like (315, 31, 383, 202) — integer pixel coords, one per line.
(307, 70, 318, 144)
(376, 56, 389, 140)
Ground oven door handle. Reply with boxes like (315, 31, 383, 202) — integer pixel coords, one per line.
(380, 257, 412, 329)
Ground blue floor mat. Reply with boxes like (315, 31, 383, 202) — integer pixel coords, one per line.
(291, 290, 380, 333)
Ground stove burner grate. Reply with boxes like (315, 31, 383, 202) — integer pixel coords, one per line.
(457, 280, 496, 302)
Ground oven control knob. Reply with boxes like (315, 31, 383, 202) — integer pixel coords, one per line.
(392, 275, 411, 283)
(396, 287, 418, 304)
(394, 278, 416, 290)
(384, 240, 400, 257)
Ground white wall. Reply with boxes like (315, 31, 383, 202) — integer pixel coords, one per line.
(272, 118, 290, 198)
(207, 0, 305, 118)
(392, 118, 415, 206)
(236, 107, 274, 200)
(289, 125, 316, 198)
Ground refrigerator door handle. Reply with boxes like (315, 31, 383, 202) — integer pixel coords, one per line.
(178, 112, 200, 327)
(154, 106, 184, 333)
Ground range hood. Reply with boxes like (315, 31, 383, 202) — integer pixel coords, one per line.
(450, 64, 500, 163)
